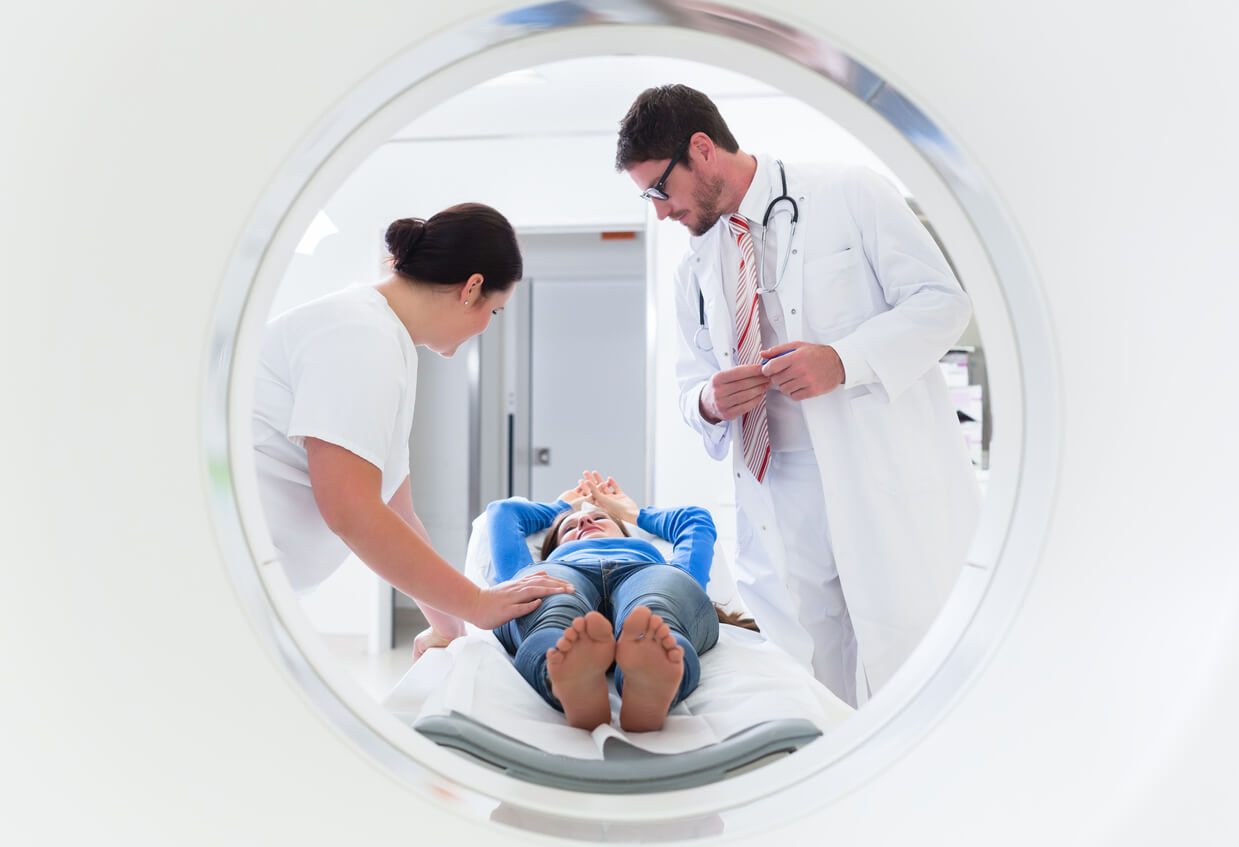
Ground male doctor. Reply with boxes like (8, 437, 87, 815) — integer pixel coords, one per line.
(616, 84, 979, 706)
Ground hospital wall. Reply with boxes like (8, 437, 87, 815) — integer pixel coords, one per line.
(7, 4, 1236, 842)
(283, 61, 899, 633)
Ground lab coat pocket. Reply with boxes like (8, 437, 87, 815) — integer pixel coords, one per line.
(847, 382, 937, 496)
(802, 246, 877, 336)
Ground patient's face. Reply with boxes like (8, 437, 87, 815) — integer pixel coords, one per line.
(557, 509, 624, 544)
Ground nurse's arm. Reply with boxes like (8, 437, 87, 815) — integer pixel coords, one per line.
(305, 438, 573, 629)
(387, 476, 466, 645)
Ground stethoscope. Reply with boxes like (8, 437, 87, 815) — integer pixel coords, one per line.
(694, 159, 798, 352)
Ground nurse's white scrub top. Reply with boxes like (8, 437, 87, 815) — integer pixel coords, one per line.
(252, 285, 418, 593)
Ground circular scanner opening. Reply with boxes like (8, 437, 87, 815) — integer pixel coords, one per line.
(205, 2, 1056, 840)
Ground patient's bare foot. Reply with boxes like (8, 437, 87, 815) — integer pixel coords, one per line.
(546, 611, 615, 730)
(615, 606, 684, 732)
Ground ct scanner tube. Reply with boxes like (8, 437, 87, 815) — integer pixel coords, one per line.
(4, 0, 1238, 844)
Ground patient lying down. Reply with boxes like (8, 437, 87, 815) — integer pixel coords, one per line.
(548, 605, 684, 733)
(486, 472, 732, 733)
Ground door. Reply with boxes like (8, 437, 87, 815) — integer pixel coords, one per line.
(517, 231, 648, 503)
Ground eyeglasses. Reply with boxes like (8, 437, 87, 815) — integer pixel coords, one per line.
(639, 137, 691, 201)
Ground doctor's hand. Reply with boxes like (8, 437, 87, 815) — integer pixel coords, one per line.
(470, 571, 576, 629)
(699, 363, 770, 424)
(412, 626, 458, 662)
(760, 342, 845, 400)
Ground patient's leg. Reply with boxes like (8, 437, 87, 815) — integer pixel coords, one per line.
(615, 606, 684, 732)
(611, 564, 720, 722)
(496, 564, 602, 712)
(546, 611, 615, 730)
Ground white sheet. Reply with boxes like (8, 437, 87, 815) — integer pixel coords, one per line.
(385, 625, 853, 760)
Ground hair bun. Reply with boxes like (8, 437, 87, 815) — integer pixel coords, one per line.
(385, 217, 427, 267)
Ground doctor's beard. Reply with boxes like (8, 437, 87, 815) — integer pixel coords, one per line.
(688, 175, 728, 237)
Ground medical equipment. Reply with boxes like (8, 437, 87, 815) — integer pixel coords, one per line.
(694, 290, 714, 352)
(694, 159, 798, 348)
(415, 713, 822, 793)
(381, 506, 852, 791)
(10, 0, 1238, 842)
(756, 159, 798, 295)
(392, 629, 841, 792)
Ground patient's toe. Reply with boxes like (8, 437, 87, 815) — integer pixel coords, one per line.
(620, 606, 651, 638)
(581, 610, 613, 642)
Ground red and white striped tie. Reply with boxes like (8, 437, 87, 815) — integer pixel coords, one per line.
(728, 214, 771, 483)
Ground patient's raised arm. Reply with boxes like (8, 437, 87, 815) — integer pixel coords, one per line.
(639, 506, 716, 588)
(556, 480, 590, 510)
(581, 472, 640, 524)
(581, 471, 715, 588)
(486, 497, 570, 582)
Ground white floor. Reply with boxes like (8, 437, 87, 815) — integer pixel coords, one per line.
(319, 607, 427, 701)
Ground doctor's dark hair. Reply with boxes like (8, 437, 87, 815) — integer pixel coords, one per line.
(614, 84, 740, 172)
(386, 203, 523, 294)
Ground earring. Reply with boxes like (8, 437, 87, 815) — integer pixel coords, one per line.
(464, 300, 469, 305)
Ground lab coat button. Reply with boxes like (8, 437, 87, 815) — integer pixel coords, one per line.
(790, 308, 797, 315)
(792, 249, 798, 255)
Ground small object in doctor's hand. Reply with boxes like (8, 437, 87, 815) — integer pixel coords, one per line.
(760, 349, 796, 366)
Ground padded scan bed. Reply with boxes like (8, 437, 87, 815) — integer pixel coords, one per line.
(381, 504, 854, 791)
(415, 711, 823, 793)
(384, 626, 852, 793)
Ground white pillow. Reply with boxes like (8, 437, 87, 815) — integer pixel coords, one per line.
(463, 499, 746, 613)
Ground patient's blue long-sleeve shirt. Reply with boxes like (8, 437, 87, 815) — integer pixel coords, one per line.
(486, 498, 716, 590)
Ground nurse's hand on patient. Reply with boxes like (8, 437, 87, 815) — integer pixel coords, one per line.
(760, 342, 845, 400)
(469, 571, 576, 629)
(412, 626, 458, 661)
(699, 364, 770, 424)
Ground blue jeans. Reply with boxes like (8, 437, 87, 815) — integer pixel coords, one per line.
(494, 560, 720, 713)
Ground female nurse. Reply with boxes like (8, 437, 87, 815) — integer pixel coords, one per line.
(252, 203, 573, 658)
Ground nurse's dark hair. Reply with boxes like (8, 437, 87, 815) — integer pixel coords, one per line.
(386, 203, 523, 294)
(614, 84, 739, 172)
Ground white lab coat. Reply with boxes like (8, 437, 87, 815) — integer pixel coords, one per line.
(673, 157, 981, 691)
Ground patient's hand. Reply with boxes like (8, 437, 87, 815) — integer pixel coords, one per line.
(412, 626, 458, 661)
(581, 471, 640, 524)
(557, 480, 590, 509)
